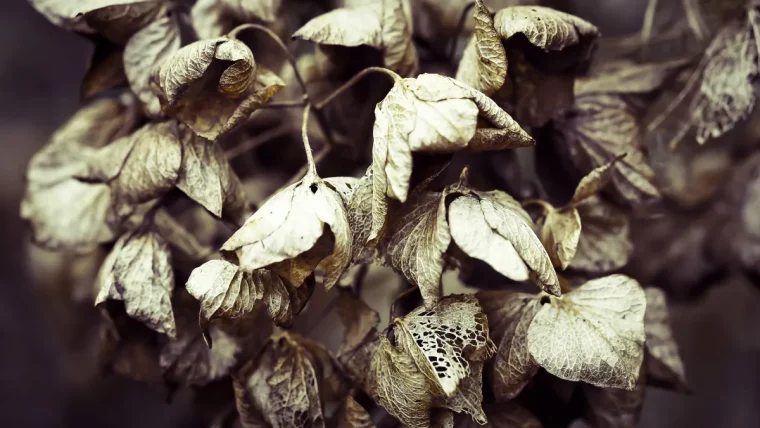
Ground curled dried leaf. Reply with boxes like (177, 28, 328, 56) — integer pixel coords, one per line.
(493, 6, 599, 53)
(455, 0, 507, 96)
(527, 274, 646, 389)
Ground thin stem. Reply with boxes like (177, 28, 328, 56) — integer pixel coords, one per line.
(640, 0, 658, 59)
(283, 147, 331, 188)
(448, 1, 476, 61)
(302, 104, 317, 177)
(229, 23, 337, 148)
(224, 125, 290, 160)
(258, 98, 308, 109)
(314, 67, 401, 111)
(521, 199, 554, 215)
(683, 0, 706, 42)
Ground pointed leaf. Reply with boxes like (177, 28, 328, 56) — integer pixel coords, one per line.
(455, 0, 507, 96)
(540, 208, 581, 270)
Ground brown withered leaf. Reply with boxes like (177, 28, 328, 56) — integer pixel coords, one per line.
(192, 0, 281, 39)
(690, 6, 760, 144)
(368, 295, 495, 428)
(477, 291, 540, 401)
(81, 41, 127, 100)
(160, 304, 240, 386)
(234, 330, 341, 428)
(449, 187, 559, 296)
(527, 274, 646, 389)
(570, 196, 633, 273)
(21, 95, 136, 252)
(124, 12, 181, 116)
(455, 402, 542, 428)
(371, 73, 532, 240)
(644, 288, 688, 392)
(336, 396, 376, 428)
(77, 120, 182, 205)
(582, 365, 646, 428)
(293, 0, 418, 77)
(455, 0, 507, 96)
(150, 35, 284, 139)
(95, 227, 176, 337)
(336, 292, 380, 387)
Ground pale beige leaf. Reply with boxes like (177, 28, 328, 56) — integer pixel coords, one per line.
(528, 274, 646, 389)
(293, 8, 383, 47)
(191, 0, 227, 39)
(644, 288, 688, 391)
(583, 365, 646, 428)
(95, 229, 176, 337)
(380, 0, 418, 76)
(124, 13, 181, 116)
(186, 260, 259, 327)
(570, 196, 633, 273)
(477, 291, 540, 401)
(540, 209, 581, 270)
(83, 1, 163, 44)
(455, 0, 507, 96)
(336, 396, 376, 428)
(449, 192, 559, 295)
(468, 127, 535, 152)
(21, 96, 135, 252)
(493, 6, 599, 51)
(384, 192, 450, 307)
(570, 155, 623, 206)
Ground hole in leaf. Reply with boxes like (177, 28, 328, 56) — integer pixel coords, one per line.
(540, 295, 551, 305)
(309, 183, 318, 193)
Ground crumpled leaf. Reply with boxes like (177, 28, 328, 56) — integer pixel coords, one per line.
(449, 187, 559, 295)
(371, 73, 532, 240)
(570, 196, 633, 273)
(527, 274, 646, 389)
(124, 12, 181, 116)
(192, 0, 281, 39)
(455, 0, 507, 96)
(21, 95, 136, 252)
(150, 35, 284, 139)
(293, 0, 418, 77)
(336, 292, 380, 387)
(368, 295, 495, 428)
(160, 304, 240, 386)
(582, 366, 646, 428)
(95, 227, 176, 337)
(477, 291, 540, 401)
(456, 402, 542, 428)
(29, 0, 160, 37)
(690, 6, 760, 144)
(644, 288, 688, 392)
(493, 6, 599, 52)
(336, 396, 376, 428)
(234, 330, 342, 428)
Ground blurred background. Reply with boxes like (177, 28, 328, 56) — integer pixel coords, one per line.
(1, 0, 758, 427)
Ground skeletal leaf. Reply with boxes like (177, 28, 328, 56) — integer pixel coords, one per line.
(95, 228, 176, 337)
(78, 121, 182, 205)
(160, 305, 240, 386)
(456, 402, 542, 428)
(384, 191, 450, 307)
(371, 74, 532, 238)
(570, 196, 633, 273)
(539, 209, 581, 270)
(293, 0, 417, 76)
(691, 7, 760, 144)
(336, 396, 376, 428)
(234, 330, 340, 428)
(449, 190, 559, 295)
(21, 96, 135, 252)
(150, 36, 284, 139)
(644, 288, 688, 392)
(527, 274, 646, 389)
(368, 295, 495, 427)
(124, 13, 181, 116)
(477, 291, 540, 401)
(583, 366, 646, 428)
(455, 0, 507, 96)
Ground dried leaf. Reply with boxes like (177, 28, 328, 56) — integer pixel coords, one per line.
(347, 169, 375, 264)
(539, 209, 581, 270)
(293, 0, 418, 76)
(222, 166, 351, 289)
(124, 13, 181, 116)
(371, 74, 532, 238)
(570, 196, 633, 273)
(336, 293, 380, 387)
(336, 396, 376, 428)
(234, 330, 339, 428)
(192, 0, 282, 39)
(583, 366, 646, 428)
(576, 60, 687, 96)
(152, 209, 212, 260)
(21, 96, 135, 252)
(95, 228, 176, 337)
(384, 191, 450, 306)
(570, 155, 624, 206)
(29, 0, 159, 35)
(150, 36, 284, 139)
(449, 190, 559, 295)
(477, 291, 540, 401)
(456, 402, 542, 428)
(527, 274, 646, 389)
(493, 6, 599, 52)
(644, 288, 688, 391)
(455, 0, 507, 96)
(368, 295, 495, 427)
(81, 41, 127, 100)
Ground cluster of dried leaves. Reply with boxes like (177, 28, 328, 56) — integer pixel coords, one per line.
(22, 0, 760, 426)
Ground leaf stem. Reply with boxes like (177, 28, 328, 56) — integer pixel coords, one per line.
(314, 67, 402, 111)
(229, 23, 337, 148)
(447, 1, 476, 62)
(224, 125, 290, 160)
(302, 104, 317, 178)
